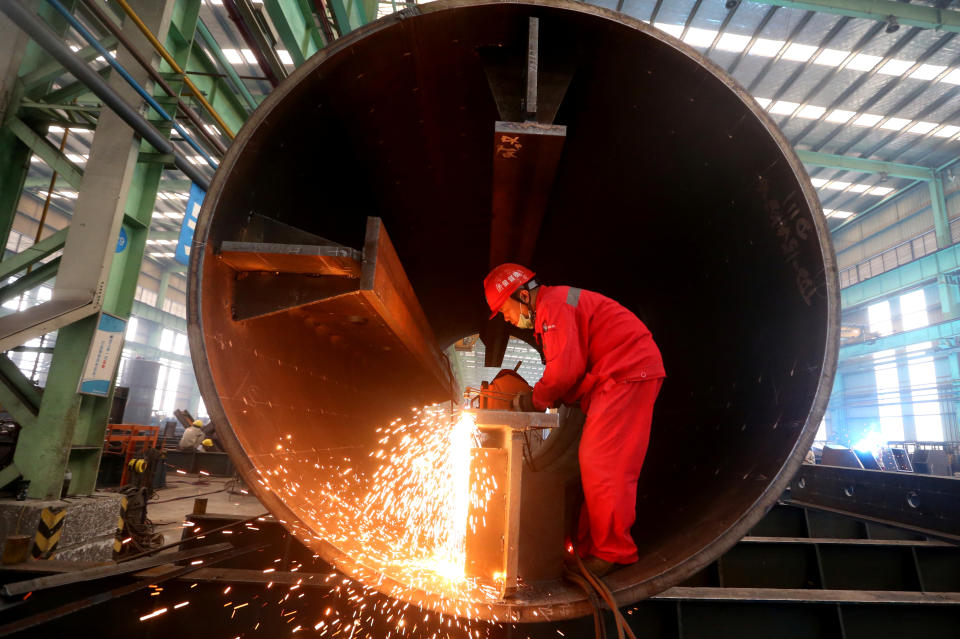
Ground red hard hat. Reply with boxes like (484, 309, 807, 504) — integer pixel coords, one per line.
(484, 263, 535, 319)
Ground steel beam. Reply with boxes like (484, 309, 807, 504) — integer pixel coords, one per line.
(744, 0, 960, 33)
(840, 316, 960, 359)
(785, 464, 960, 543)
(327, 0, 368, 34)
(840, 242, 960, 308)
(20, 34, 118, 93)
(195, 19, 258, 112)
(796, 150, 934, 182)
(262, 0, 323, 66)
(5, 116, 84, 189)
(930, 171, 950, 249)
(0, 256, 60, 305)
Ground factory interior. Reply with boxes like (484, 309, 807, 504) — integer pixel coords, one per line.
(0, 0, 958, 636)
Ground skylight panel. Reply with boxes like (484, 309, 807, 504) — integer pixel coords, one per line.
(933, 125, 960, 138)
(715, 33, 751, 53)
(907, 121, 937, 135)
(824, 181, 852, 190)
(750, 38, 785, 57)
(810, 177, 828, 187)
(65, 153, 87, 163)
(222, 48, 243, 64)
(782, 43, 817, 62)
(754, 97, 772, 108)
(879, 117, 910, 131)
(877, 59, 915, 76)
(846, 53, 882, 72)
(824, 209, 854, 219)
(654, 23, 683, 38)
(241, 49, 258, 64)
(769, 100, 798, 115)
(814, 48, 850, 67)
(868, 186, 894, 196)
(942, 68, 960, 85)
(910, 64, 946, 80)
(682, 27, 718, 48)
(825, 109, 855, 124)
(848, 184, 870, 193)
(796, 104, 825, 119)
(277, 50, 294, 65)
(852, 113, 883, 127)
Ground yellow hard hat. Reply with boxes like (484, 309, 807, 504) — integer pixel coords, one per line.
(193, 419, 203, 427)
(202, 438, 213, 448)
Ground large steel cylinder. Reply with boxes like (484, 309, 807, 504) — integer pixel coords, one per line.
(188, 0, 838, 621)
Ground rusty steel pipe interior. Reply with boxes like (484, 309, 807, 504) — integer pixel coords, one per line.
(187, 0, 839, 621)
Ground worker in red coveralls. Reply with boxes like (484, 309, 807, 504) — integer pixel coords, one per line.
(484, 263, 665, 576)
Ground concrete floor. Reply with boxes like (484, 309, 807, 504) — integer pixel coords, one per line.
(145, 473, 266, 544)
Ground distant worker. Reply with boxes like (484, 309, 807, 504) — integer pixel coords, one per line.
(178, 419, 205, 451)
(484, 263, 665, 576)
(201, 419, 221, 451)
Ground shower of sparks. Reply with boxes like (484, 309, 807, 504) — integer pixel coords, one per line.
(250, 404, 506, 622)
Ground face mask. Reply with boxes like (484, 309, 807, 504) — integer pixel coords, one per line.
(516, 307, 534, 330)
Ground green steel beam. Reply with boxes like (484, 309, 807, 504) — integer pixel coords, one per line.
(41, 67, 111, 105)
(0, 354, 42, 417)
(195, 19, 258, 111)
(122, 339, 191, 366)
(20, 35, 118, 93)
(841, 242, 960, 309)
(796, 150, 934, 182)
(5, 116, 84, 189)
(185, 38, 252, 134)
(745, 0, 960, 33)
(0, 463, 22, 489)
(0, 228, 67, 280)
(930, 171, 950, 249)
(328, 0, 368, 34)
(263, 0, 323, 66)
(131, 299, 187, 332)
(0, 257, 60, 305)
(840, 317, 960, 360)
(148, 231, 180, 241)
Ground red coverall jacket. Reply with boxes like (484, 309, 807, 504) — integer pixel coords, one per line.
(530, 285, 666, 563)
(531, 285, 665, 412)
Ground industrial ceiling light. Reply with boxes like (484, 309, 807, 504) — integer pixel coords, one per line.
(885, 15, 899, 33)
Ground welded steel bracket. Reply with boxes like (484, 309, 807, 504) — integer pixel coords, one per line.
(220, 216, 456, 397)
(466, 409, 564, 598)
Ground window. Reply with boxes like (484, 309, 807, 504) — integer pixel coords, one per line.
(867, 300, 893, 336)
(873, 355, 904, 442)
(899, 289, 928, 331)
(152, 359, 181, 415)
(125, 317, 139, 342)
(158, 328, 175, 351)
(173, 332, 188, 356)
(906, 348, 943, 441)
(135, 286, 158, 306)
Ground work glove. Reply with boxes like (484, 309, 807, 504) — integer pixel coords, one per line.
(511, 391, 535, 412)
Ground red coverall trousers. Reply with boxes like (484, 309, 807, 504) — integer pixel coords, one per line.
(576, 377, 663, 564)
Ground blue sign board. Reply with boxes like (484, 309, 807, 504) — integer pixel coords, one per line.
(78, 313, 126, 396)
(175, 182, 205, 266)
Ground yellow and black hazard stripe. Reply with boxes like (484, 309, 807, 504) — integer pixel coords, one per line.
(32, 507, 66, 559)
(112, 496, 128, 556)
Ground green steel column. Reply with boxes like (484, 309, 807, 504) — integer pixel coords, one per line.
(930, 171, 951, 250)
(155, 268, 172, 309)
(12, 0, 178, 498)
(937, 274, 959, 320)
